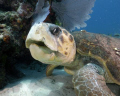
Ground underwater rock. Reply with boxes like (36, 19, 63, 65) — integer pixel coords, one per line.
(17, 2, 33, 18)
(0, 75, 75, 96)
(0, 0, 4, 4)
(0, 0, 18, 11)
(0, 62, 6, 89)
(0, 62, 120, 96)
(0, 61, 75, 96)
(0, 0, 37, 89)
(0, 11, 28, 44)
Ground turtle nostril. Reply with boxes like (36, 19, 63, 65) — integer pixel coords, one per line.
(49, 26, 62, 36)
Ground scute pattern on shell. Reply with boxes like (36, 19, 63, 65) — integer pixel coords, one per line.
(72, 31, 120, 84)
(72, 64, 115, 96)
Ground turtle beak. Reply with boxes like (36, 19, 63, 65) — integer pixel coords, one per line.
(25, 23, 58, 51)
(29, 43, 56, 63)
(25, 23, 58, 63)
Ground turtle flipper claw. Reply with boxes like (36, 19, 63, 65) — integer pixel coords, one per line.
(72, 63, 115, 96)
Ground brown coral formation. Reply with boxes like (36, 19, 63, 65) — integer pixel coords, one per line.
(0, 0, 38, 89)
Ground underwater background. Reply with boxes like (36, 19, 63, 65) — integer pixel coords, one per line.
(0, 0, 120, 96)
(79, 0, 120, 35)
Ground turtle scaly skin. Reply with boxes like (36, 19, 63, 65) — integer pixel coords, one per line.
(26, 23, 120, 96)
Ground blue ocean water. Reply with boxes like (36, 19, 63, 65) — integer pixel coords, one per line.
(81, 0, 120, 35)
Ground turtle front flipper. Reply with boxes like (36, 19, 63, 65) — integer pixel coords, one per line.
(72, 63, 115, 96)
(46, 65, 59, 76)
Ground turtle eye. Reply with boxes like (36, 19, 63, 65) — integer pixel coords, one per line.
(50, 26, 62, 36)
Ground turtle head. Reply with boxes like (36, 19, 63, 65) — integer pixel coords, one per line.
(26, 23, 76, 65)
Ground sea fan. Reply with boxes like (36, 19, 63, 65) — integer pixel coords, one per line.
(52, 0, 96, 32)
(32, 0, 50, 25)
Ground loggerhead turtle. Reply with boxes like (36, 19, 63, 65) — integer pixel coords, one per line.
(26, 23, 120, 96)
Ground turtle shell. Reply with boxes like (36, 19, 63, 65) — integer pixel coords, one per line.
(72, 31, 120, 85)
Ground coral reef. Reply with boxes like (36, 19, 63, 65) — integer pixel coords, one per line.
(17, 2, 33, 18)
(0, 0, 37, 89)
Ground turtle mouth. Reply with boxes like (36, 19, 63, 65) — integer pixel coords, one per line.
(27, 39, 53, 51)
(35, 41, 47, 47)
(28, 39, 56, 62)
(29, 40, 54, 52)
(34, 41, 54, 52)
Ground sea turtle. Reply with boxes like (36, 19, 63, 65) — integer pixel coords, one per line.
(26, 22, 120, 96)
